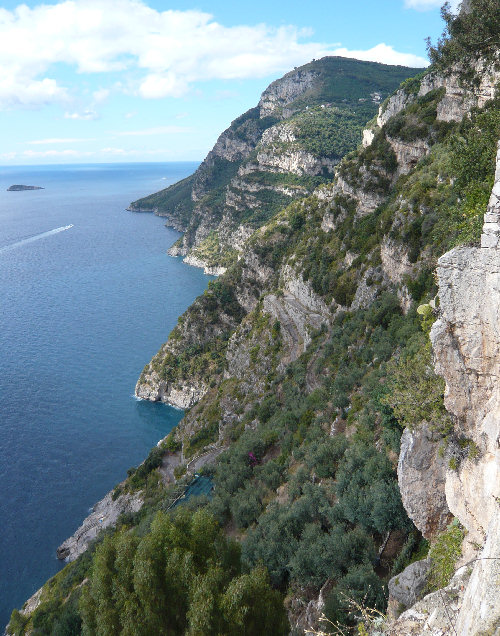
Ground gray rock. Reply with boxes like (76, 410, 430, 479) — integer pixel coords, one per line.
(398, 425, 452, 540)
(388, 559, 431, 609)
(57, 490, 143, 561)
(456, 510, 500, 635)
(7, 184, 44, 191)
(386, 566, 471, 636)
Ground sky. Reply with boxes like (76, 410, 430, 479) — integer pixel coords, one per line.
(0, 0, 460, 165)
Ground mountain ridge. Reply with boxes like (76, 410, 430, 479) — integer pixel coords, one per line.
(129, 56, 421, 274)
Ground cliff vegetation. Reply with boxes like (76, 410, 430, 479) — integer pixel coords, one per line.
(9, 1, 500, 634)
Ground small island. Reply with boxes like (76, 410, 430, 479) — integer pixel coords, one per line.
(7, 184, 44, 191)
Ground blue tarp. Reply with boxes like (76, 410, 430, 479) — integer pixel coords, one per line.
(171, 475, 214, 508)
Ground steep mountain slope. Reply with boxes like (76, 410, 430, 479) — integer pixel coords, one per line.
(8, 2, 500, 634)
(129, 57, 420, 273)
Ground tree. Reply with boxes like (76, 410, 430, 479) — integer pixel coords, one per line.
(426, 0, 500, 83)
(221, 566, 289, 636)
(80, 509, 287, 635)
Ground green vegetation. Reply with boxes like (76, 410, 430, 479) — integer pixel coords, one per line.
(385, 88, 448, 143)
(190, 231, 238, 269)
(130, 57, 419, 268)
(427, 519, 465, 590)
(282, 57, 421, 113)
(80, 509, 288, 636)
(383, 333, 452, 435)
(293, 104, 374, 159)
(13, 13, 500, 634)
(129, 173, 195, 228)
(427, 0, 500, 84)
(126, 72, 500, 630)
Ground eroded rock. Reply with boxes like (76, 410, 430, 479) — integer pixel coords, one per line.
(56, 490, 143, 562)
(398, 425, 452, 540)
(388, 558, 431, 613)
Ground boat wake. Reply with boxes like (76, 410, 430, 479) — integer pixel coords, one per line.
(0, 225, 74, 254)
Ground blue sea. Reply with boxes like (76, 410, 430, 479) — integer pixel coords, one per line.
(0, 162, 209, 627)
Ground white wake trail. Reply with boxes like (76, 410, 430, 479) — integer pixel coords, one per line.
(0, 225, 74, 254)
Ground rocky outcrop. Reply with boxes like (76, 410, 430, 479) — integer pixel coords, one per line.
(135, 375, 208, 409)
(389, 142, 500, 635)
(7, 184, 44, 191)
(317, 169, 387, 223)
(380, 237, 413, 284)
(182, 254, 227, 276)
(398, 426, 451, 540)
(378, 90, 412, 129)
(57, 489, 143, 562)
(289, 580, 332, 636)
(386, 566, 471, 635)
(430, 244, 500, 546)
(456, 509, 500, 635)
(388, 558, 431, 614)
(130, 58, 418, 272)
(20, 587, 43, 617)
(254, 122, 339, 176)
(386, 136, 430, 176)
(377, 61, 500, 132)
(259, 68, 319, 118)
(481, 145, 500, 248)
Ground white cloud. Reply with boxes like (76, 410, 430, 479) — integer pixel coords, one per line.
(28, 137, 95, 144)
(0, 76, 67, 108)
(0, 0, 429, 109)
(64, 109, 99, 120)
(114, 125, 191, 136)
(331, 43, 427, 68)
(22, 148, 91, 158)
(404, 0, 460, 11)
(92, 88, 110, 103)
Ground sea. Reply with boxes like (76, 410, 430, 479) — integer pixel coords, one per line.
(0, 162, 211, 627)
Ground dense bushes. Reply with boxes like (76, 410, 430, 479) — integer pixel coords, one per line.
(427, 0, 500, 82)
(80, 509, 288, 636)
(294, 105, 372, 159)
(427, 519, 464, 590)
(336, 441, 410, 534)
(384, 332, 452, 435)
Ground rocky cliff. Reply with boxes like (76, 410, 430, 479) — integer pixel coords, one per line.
(8, 3, 500, 634)
(129, 57, 419, 273)
(386, 147, 500, 636)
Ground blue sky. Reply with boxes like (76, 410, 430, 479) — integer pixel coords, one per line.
(0, 0, 457, 165)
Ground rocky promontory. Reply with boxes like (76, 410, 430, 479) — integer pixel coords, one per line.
(56, 488, 143, 562)
(129, 57, 419, 272)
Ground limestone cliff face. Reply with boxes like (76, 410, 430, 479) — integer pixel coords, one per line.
(431, 245, 500, 546)
(398, 425, 451, 540)
(136, 234, 332, 408)
(388, 144, 500, 635)
(258, 68, 319, 118)
(365, 61, 500, 177)
(130, 57, 418, 272)
(56, 489, 143, 562)
(377, 60, 500, 130)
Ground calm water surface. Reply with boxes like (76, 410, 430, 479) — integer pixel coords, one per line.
(0, 162, 208, 626)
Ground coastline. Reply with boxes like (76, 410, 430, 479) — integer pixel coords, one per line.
(0, 163, 209, 629)
(129, 204, 226, 277)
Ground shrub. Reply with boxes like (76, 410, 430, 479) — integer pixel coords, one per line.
(426, 0, 500, 84)
(428, 519, 464, 590)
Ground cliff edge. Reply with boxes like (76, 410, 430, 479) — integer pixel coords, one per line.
(388, 144, 500, 635)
